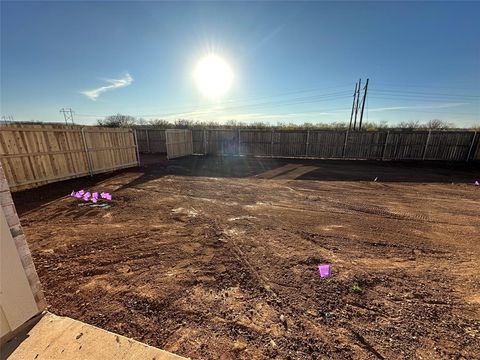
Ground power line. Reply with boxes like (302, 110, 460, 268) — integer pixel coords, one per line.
(76, 90, 352, 119)
(372, 81, 480, 92)
(370, 89, 480, 99)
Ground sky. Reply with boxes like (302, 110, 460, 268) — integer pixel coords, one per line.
(1, 1, 479, 127)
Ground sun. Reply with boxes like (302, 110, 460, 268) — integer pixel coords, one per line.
(194, 54, 233, 99)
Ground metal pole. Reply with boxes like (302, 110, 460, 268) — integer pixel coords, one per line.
(353, 78, 361, 131)
(342, 130, 349, 158)
(133, 129, 140, 166)
(382, 131, 390, 160)
(305, 130, 310, 157)
(466, 131, 477, 162)
(358, 78, 369, 131)
(349, 82, 358, 131)
(422, 130, 432, 160)
(81, 127, 94, 176)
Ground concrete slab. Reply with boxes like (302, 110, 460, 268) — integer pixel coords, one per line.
(1, 312, 186, 360)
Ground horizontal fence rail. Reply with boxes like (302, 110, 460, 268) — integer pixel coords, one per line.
(0, 124, 140, 191)
(136, 128, 480, 162)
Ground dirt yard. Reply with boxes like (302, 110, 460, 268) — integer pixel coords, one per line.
(14, 155, 480, 359)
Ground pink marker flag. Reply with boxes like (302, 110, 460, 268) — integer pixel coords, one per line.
(78, 190, 85, 196)
(91, 197, 98, 203)
(105, 193, 112, 201)
(92, 192, 99, 199)
(74, 192, 82, 199)
(70, 191, 75, 197)
(475, 181, 479, 186)
(318, 264, 331, 278)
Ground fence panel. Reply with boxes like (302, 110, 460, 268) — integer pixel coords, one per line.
(344, 131, 387, 159)
(135, 128, 166, 153)
(425, 131, 474, 161)
(239, 130, 272, 156)
(166, 129, 193, 159)
(192, 129, 206, 154)
(147, 129, 166, 153)
(207, 130, 239, 155)
(272, 131, 308, 157)
(307, 131, 345, 158)
(383, 132, 429, 160)
(84, 128, 138, 174)
(0, 124, 139, 191)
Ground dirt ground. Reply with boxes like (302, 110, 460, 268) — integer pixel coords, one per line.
(14, 155, 480, 359)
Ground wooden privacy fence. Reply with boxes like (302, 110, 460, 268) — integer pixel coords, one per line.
(165, 129, 193, 159)
(135, 128, 167, 153)
(194, 129, 479, 161)
(0, 124, 140, 191)
(135, 128, 480, 162)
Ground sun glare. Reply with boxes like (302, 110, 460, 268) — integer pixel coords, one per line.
(194, 54, 233, 99)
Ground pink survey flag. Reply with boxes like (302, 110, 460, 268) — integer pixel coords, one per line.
(74, 192, 82, 199)
(105, 193, 112, 201)
(92, 192, 99, 199)
(318, 264, 331, 278)
(91, 197, 98, 203)
(78, 190, 85, 196)
(475, 181, 479, 186)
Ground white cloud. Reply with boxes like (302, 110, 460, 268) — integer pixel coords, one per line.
(81, 73, 133, 100)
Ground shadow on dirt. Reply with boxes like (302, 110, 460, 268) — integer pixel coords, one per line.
(12, 153, 479, 215)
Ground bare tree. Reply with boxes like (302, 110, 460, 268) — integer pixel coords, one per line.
(98, 114, 137, 128)
(148, 119, 171, 127)
(424, 119, 452, 130)
(397, 120, 421, 129)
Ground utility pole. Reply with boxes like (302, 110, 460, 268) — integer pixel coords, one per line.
(353, 78, 361, 130)
(358, 78, 369, 131)
(348, 82, 358, 131)
(60, 108, 75, 125)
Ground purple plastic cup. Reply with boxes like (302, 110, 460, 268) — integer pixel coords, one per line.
(318, 264, 331, 278)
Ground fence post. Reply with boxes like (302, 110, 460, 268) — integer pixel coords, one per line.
(305, 130, 310, 157)
(342, 130, 349, 158)
(146, 129, 150, 153)
(466, 131, 477, 162)
(133, 129, 140, 166)
(422, 130, 432, 160)
(238, 129, 241, 156)
(203, 129, 207, 155)
(80, 127, 94, 176)
(271, 130, 275, 158)
(382, 131, 390, 160)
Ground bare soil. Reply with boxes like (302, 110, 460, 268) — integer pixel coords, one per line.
(14, 155, 480, 359)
